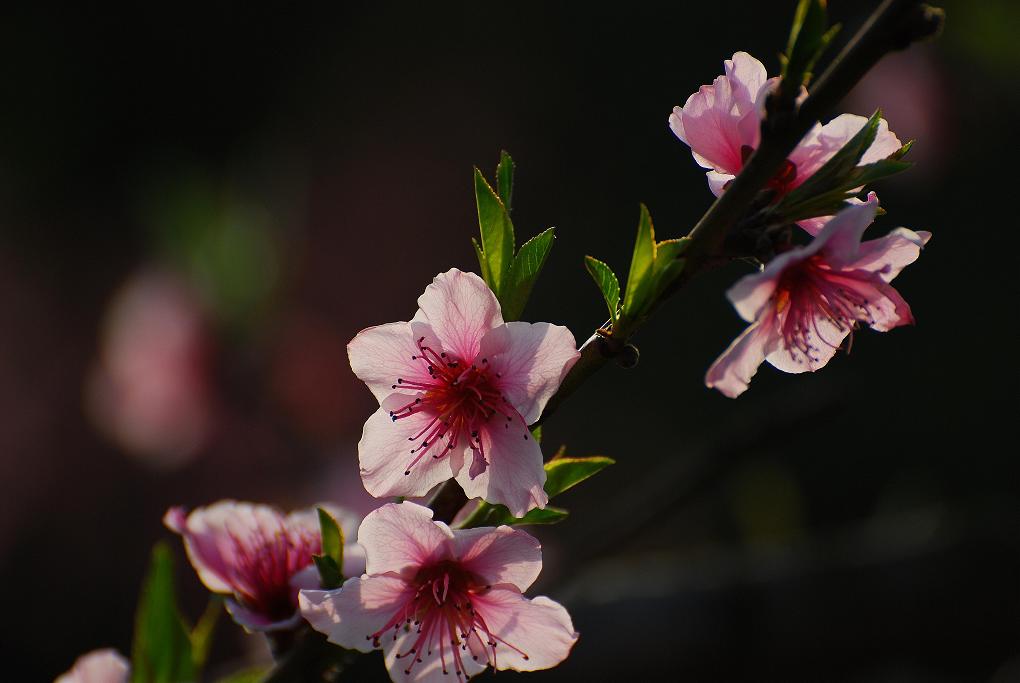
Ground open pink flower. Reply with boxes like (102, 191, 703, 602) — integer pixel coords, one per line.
(164, 501, 365, 632)
(300, 502, 577, 683)
(348, 268, 579, 517)
(55, 649, 129, 683)
(706, 195, 930, 398)
(669, 51, 902, 231)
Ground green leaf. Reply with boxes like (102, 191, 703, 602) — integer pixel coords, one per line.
(190, 597, 222, 673)
(458, 454, 614, 528)
(623, 204, 656, 315)
(502, 227, 555, 321)
(497, 150, 515, 213)
(312, 555, 343, 590)
(544, 456, 616, 498)
(131, 543, 195, 683)
(474, 168, 515, 297)
(314, 508, 345, 589)
(584, 256, 621, 328)
(530, 424, 542, 444)
(317, 508, 344, 566)
(471, 237, 492, 285)
(781, 0, 839, 90)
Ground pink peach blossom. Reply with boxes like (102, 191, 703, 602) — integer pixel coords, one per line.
(705, 195, 930, 398)
(300, 502, 577, 683)
(669, 51, 902, 230)
(348, 268, 579, 517)
(164, 501, 365, 632)
(55, 649, 129, 683)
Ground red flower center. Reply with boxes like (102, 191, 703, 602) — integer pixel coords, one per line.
(388, 337, 526, 476)
(367, 560, 529, 679)
(229, 523, 319, 623)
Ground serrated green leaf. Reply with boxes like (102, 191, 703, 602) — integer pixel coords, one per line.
(497, 151, 515, 213)
(190, 597, 222, 673)
(313, 555, 343, 590)
(502, 227, 555, 321)
(132, 543, 195, 683)
(623, 204, 656, 315)
(544, 456, 616, 498)
(474, 168, 515, 296)
(460, 502, 570, 528)
(471, 237, 491, 285)
(584, 256, 621, 328)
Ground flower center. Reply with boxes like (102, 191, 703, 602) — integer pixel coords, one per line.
(776, 256, 876, 363)
(367, 561, 529, 679)
(228, 523, 318, 622)
(388, 337, 523, 476)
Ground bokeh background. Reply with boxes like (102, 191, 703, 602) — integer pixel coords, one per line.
(3, 1, 1017, 680)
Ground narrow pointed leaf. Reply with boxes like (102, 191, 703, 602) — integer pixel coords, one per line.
(544, 456, 616, 498)
(471, 237, 491, 285)
(623, 204, 656, 315)
(215, 670, 266, 683)
(502, 227, 555, 321)
(584, 256, 620, 327)
(496, 151, 515, 213)
(782, 0, 838, 90)
(190, 597, 222, 672)
(312, 555, 343, 590)
(317, 508, 343, 566)
(474, 169, 515, 296)
(131, 542, 195, 683)
(530, 424, 542, 444)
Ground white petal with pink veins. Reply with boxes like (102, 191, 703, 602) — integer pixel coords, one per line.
(300, 575, 415, 653)
(357, 503, 453, 577)
(415, 269, 503, 362)
(456, 421, 548, 517)
(470, 587, 578, 672)
(480, 321, 579, 424)
(451, 525, 542, 592)
(348, 322, 435, 403)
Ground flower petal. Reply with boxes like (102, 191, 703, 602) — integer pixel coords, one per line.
(470, 587, 578, 673)
(811, 194, 881, 266)
(163, 501, 286, 596)
(451, 526, 542, 592)
(825, 272, 916, 332)
(381, 626, 489, 683)
(844, 228, 930, 282)
(348, 322, 433, 404)
(706, 170, 733, 197)
(456, 421, 548, 518)
(56, 649, 130, 683)
(358, 402, 465, 500)
(225, 599, 302, 633)
(705, 315, 779, 398)
(766, 310, 847, 373)
(415, 269, 503, 363)
(357, 502, 453, 577)
(790, 114, 901, 180)
(479, 322, 579, 424)
(300, 575, 414, 653)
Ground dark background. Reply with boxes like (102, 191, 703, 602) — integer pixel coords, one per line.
(2, 1, 1017, 681)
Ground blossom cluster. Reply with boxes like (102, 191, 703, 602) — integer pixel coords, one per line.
(59, 45, 932, 683)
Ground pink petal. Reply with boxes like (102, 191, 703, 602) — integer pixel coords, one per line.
(479, 322, 579, 424)
(357, 502, 453, 577)
(706, 170, 733, 197)
(451, 526, 542, 592)
(299, 575, 414, 652)
(825, 272, 916, 332)
(795, 196, 868, 236)
(55, 649, 130, 683)
(673, 53, 766, 175)
(415, 269, 503, 363)
(162, 501, 284, 595)
(811, 194, 880, 266)
(766, 311, 846, 373)
(456, 421, 548, 518)
(791, 114, 901, 180)
(348, 322, 434, 404)
(705, 316, 779, 398)
(470, 587, 578, 673)
(844, 228, 930, 282)
(358, 402, 464, 500)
